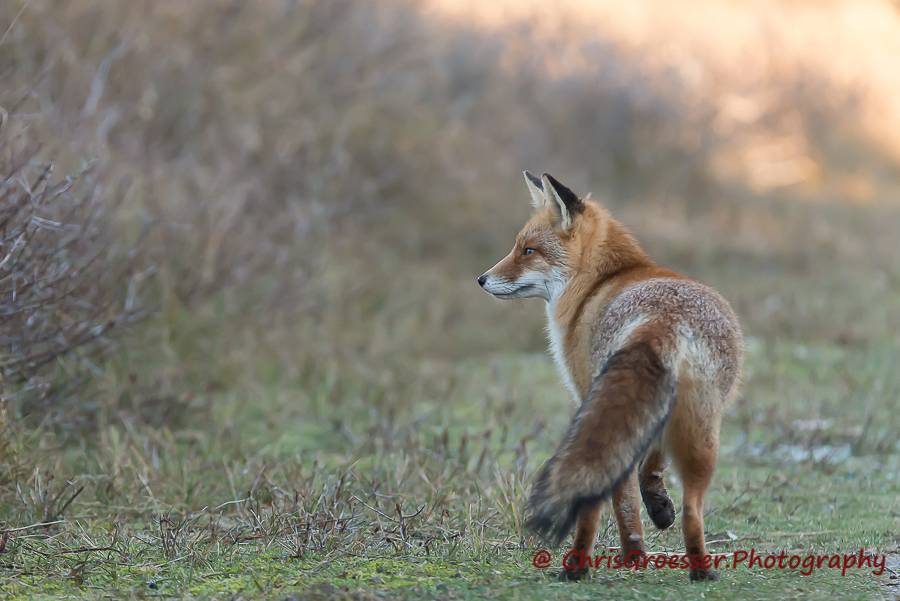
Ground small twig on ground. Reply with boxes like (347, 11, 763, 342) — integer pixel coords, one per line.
(3, 520, 66, 533)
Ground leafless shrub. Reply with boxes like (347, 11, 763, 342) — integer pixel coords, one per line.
(0, 126, 148, 415)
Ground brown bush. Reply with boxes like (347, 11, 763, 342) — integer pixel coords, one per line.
(0, 123, 146, 416)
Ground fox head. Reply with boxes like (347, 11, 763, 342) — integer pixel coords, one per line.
(477, 171, 647, 302)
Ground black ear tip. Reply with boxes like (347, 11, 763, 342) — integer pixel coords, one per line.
(542, 173, 574, 193)
(524, 170, 543, 189)
(542, 173, 566, 191)
(542, 173, 582, 210)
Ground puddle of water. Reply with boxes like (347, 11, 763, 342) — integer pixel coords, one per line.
(745, 443, 854, 464)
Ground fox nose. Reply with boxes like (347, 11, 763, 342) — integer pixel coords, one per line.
(477, 274, 488, 288)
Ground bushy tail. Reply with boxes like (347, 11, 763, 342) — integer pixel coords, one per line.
(526, 338, 677, 545)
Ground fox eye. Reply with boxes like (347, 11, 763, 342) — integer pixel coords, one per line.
(523, 247, 536, 256)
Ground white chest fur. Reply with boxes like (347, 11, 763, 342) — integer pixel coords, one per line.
(545, 298, 580, 403)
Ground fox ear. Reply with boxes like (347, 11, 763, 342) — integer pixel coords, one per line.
(541, 173, 582, 230)
(523, 170, 547, 209)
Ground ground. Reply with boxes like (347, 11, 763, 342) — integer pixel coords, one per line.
(1, 340, 897, 599)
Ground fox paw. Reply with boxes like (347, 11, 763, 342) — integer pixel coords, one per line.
(559, 566, 590, 581)
(620, 546, 647, 568)
(640, 488, 676, 530)
(689, 568, 720, 582)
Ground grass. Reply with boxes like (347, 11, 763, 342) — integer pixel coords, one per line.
(1, 338, 897, 599)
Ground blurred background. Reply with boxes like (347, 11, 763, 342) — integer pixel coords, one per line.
(0, 0, 898, 592)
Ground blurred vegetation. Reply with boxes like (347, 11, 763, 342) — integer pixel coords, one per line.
(0, 1, 898, 598)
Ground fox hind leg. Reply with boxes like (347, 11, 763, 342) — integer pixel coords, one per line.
(559, 499, 602, 581)
(612, 467, 646, 566)
(668, 405, 721, 582)
(560, 467, 648, 581)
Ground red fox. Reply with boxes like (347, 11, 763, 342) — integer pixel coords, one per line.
(477, 172, 743, 582)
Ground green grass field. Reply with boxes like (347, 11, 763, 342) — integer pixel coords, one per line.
(1, 337, 897, 599)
